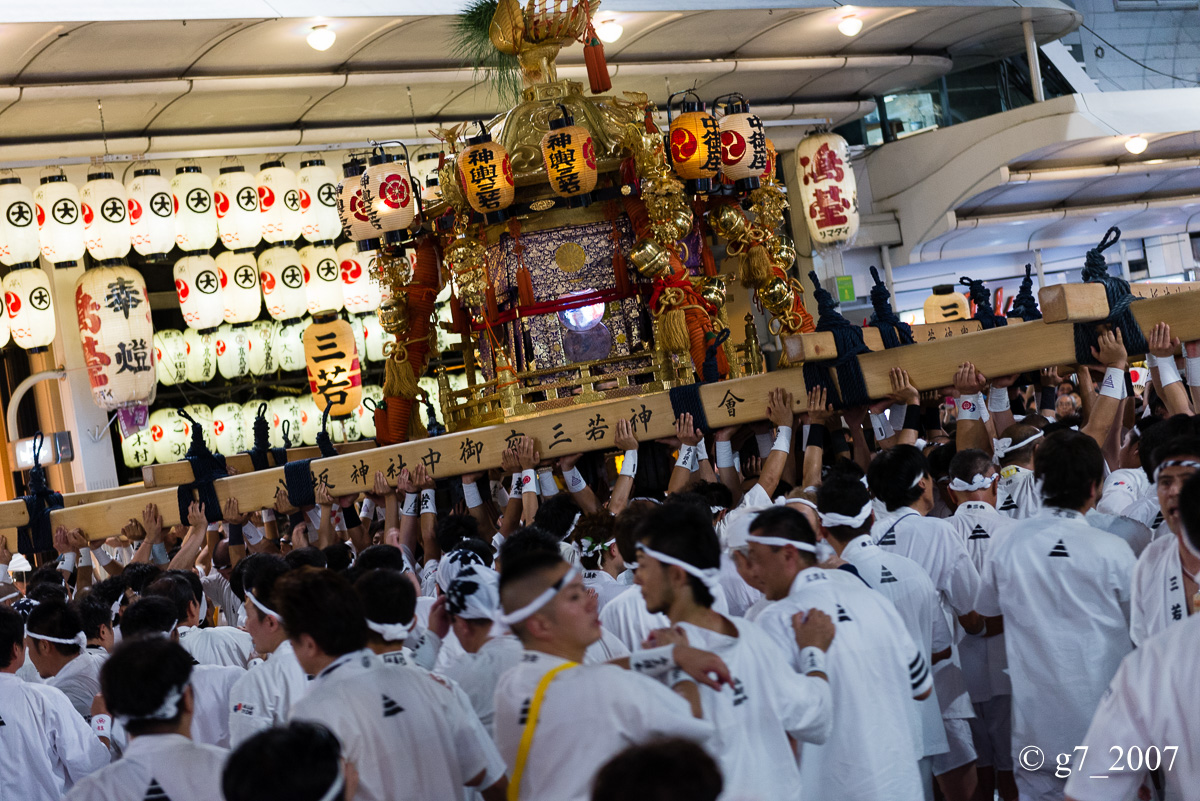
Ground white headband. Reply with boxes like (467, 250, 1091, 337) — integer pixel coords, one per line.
(817, 500, 874, 529)
(316, 766, 346, 801)
(629, 497, 662, 505)
(115, 682, 189, 725)
(909, 472, 925, 489)
(744, 533, 817, 553)
(25, 628, 86, 651)
(247, 591, 282, 622)
(365, 618, 413, 642)
(578, 537, 616, 559)
(993, 431, 1043, 462)
(446, 565, 501, 621)
(636, 544, 722, 593)
(948, 473, 999, 492)
(565, 512, 582, 540)
(1154, 459, 1200, 483)
(780, 497, 818, 510)
(499, 565, 581, 626)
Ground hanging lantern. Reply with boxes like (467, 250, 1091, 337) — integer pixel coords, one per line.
(356, 384, 383, 440)
(360, 146, 418, 251)
(240, 401, 265, 444)
(716, 94, 768, 193)
(269, 396, 302, 449)
(213, 163, 262, 250)
(248, 320, 276, 375)
(35, 173, 86, 267)
(74, 264, 156, 413)
(258, 244, 307, 322)
(668, 92, 721, 193)
(304, 310, 362, 418)
(362, 312, 387, 362)
(80, 170, 131, 262)
(257, 160, 302, 244)
(349, 314, 366, 367)
(154, 329, 188, 386)
(297, 156, 342, 243)
(300, 241, 344, 314)
(182, 404, 216, 452)
(216, 248, 262, 324)
(337, 158, 376, 245)
(796, 132, 859, 249)
(2, 264, 56, 352)
(540, 105, 597, 206)
(339, 243, 381, 313)
(171, 164, 218, 252)
(412, 151, 443, 204)
(126, 165, 176, 260)
(149, 408, 190, 464)
(457, 122, 515, 224)
(296, 393, 321, 446)
(329, 414, 360, 444)
(182, 327, 217, 383)
(121, 427, 154, 469)
(212, 402, 249, 456)
(276, 317, 307, 371)
(215, 323, 251, 379)
(923, 285, 970, 324)
(174, 253, 224, 331)
(0, 176, 42, 267)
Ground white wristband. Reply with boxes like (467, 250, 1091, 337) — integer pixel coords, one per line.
(462, 480, 483, 508)
(772, 425, 792, 454)
(401, 493, 419, 517)
(60, 552, 77, 573)
(619, 450, 638, 477)
(90, 547, 112, 567)
(244, 523, 264, 546)
(0, 564, 9, 582)
(957, 392, 985, 421)
(869, 412, 894, 442)
(493, 481, 510, 508)
(1155, 354, 1183, 387)
(564, 467, 587, 494)
(1187, 355, 1200, 387)
(538, 470, 558, 497)
(419, 489, 436, 514)
(799, 646, 827, 676)
(91, 714, 112, 737)
(714, 440, 734, 469)
(519, 469, 539, 495)
(676, 444, 698, 472)
(260, 509, 275, 523)
(696, 439, 709, 463)
(359, 498, 376, 522)
(888, 402, 907, 427)
(987, 385, 1011, 413)
(1099, 367, 1128, 400)
(630, 644, 677, 678)
(755, 432, 773, 458)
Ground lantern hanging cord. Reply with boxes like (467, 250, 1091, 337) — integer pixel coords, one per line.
(1009, 264, 1043, 322)
(407, 86, 419, 140)
(175, 409, 228, 526)
(867, 265, 914, 348)
(97, 99, 109, 158)
(802, 270, 872, 409)
(17, 432, 65, 557)
(1073, 226, 1147, 364)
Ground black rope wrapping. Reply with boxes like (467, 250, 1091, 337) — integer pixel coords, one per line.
(669, 384, 711, 436)
(802, 271, 872, 409)
(701, 328, 732, 383)
(315, 405, 337, 459)
(17, 433, 63, 554)
(867, 266, 914, 348)
(176, 410, 227, 525)
(271, 419, 292, 468)
(245, 403, 272, 472)
(1073, 227, 1147, 364)
(284, 460, 317, 509)
(425, 399, 446, 438)
(1010, 264, 1043, 321)
(959, 275, 1007, 329)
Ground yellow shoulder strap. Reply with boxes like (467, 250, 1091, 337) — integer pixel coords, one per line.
(508, 661, 578, 801)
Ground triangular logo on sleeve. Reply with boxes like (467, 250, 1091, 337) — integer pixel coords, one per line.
(144, 779, 172, 801)
(968, 525, 990, 540)
(999, 497, 1018, 512)
(877, 526, 898, 547)
(1152, 512, 1164, 530)
(879, 565, 897, 584)
(381, 694, 404, 718)
(0, 715, 6, 726)
(1048, 539, 1070, 558)
(836, 604, 852, 622)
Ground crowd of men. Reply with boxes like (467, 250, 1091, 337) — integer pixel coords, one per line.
(1, 320, 1198, 801)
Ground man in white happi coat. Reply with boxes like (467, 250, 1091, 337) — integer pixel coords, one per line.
(24, 599, 102, 718)
(993, 424, 1044, 520)
(147, 572, 253, 668)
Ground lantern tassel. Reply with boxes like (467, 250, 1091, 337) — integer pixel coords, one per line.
(742, 244, 774, 289)
(517, 265, 535, 308)
(584, 32, 612, 94)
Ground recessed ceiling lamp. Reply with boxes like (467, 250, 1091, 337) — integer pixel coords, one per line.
(1125, 135, 1148, 155)
(596, 19, 623, 43)
(838, 14, 863, 37)
(307, 25, 336, 51)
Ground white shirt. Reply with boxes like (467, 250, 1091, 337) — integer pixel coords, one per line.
(200, 568, 242, 625)
(975, 508, 1135, 766)
(177, 625, 254, 669)
(62, 733, 226, 801)
(189, 663, 243, 748)
(584, 626, 631, 664)
(598, 585, 670, 651)
(755, 568, 931, 801)
(1064, 613, 1200, 801)
(996, 465, 1040, 519)
(291, 650, 499, 801)
(0, 671, 110, 801)
(47, 651, 104, 718)
(1087, 509, 1153, 557)
(871, 508, 982, 618)
(582, 569, 627, 610)
(493, 650, 713, 801)
(718, 553, 762, 618)
(437, 635, 524, 737)
(1122, 492, 1166, 541)
(1129, 532, 1192, 647)
(1095, 467, 1149, 516)
(228, 639, 310, 747)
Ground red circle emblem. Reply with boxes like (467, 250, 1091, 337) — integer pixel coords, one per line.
(175, 279, 190, 302)
(670, 128, 697, 163)
(173, 194, 180, 215)
(583, 138, 596, 169)
(378, 174, 410, 210)
(5, 291, 20, 315)
(82, 203, 95, 226)
(128, 198, 143, 223)
(349, 191, 369, 222)
(502, 156, 514, 186)
(216, 340, 227, 356)
(303, 266, 310, 284)
(260, 271, 276, 294)
(341, 259, 362, 283)
(214, 191, 230, 218)
(299, 189, 311, 210)
(219, 268, 228, 289)
(36, 204, 45, 227)
(214, 420, 225, 435)
(151, 425, 164, 442)
(258, 185, 275, 211)
(721, 129, 747, 165)
(273, 414, 280, 427)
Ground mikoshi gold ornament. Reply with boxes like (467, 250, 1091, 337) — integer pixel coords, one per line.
(79, 169, 131, 261)
(2, 264, 56, 351)
(667, 90, 721, 193)
(74, 263, 157, 413)
(540, 105, 597, 206)
(34, 172, 86, 267)
(213, 162, 262, 250)
(126, 166, 176, 260)
(457, 121, 515, 224)
(796, 131, 860, 249)
(304, 310, 363, 417)
(715, 93, 769, 192)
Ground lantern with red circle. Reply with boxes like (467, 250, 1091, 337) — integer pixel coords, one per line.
(183, 327, 217, 383)
(121, 427, 154, 468)
(240, 401, 264, 443)
(80, 170, 131, 262)
(349, 314, 366, 365)
(212, 401, 249, 455)
(540, 106, 597, 206)
(258, 244, 307, 322)
(154, 329, 187, 386)
(337, 158, 375, 244)
(298, 156, 342, 243)
(3, 264, 56, 352)
(171, 164, 218, 252)
(213, 163, 262, 250)
(149, 407, 190, 464)
(716, 94, 768, 193)
(362, 312, 387, 363)
(74, 264, 157, 413)
(796, 132, 859, 249)
(0, 176, 42, 267)
(300, 241, 343, 314)
(35, 172, 86, 267)
(296, 393, 321, 446)
(215, 322, 251, 379)
(0, 292, 8, 348)
(174, 254, 224, 331)
(304, 311, 362, 418)
(360, 146, 418, 252)
(126, 166, 176, 260)
(269, 396, 302, 449)
(248, 320, 276, 375)
(216, 248, 262, 324)
(257, 160, 302, 244)
(668, 91, 721, 193)
(182, 403, 216, 451)
(338, 243, 380, 314)
(457, 123, 515, 224)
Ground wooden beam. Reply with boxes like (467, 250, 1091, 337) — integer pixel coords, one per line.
(783, 320, 987, 363)
(142, 440, 377, 488)
(1, 484, 149, 549)
(1039, 281, 1200, 325)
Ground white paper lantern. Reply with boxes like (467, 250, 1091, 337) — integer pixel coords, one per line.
(216, 249, 261, 324)
(796, 132, 860, 249)
(213, 323, 251, 379)
(212, 402, 249, 456)
(276, 318, 307, 371)
(149, 408, 190, 464)
(80, 170, 131, 261)
(329, 414, 360, 444)
(336, 159, 376, 246)
(248, 320, 276, 375)
(0, 177, 41, 266)
(126, 166, 176, 259)
(182, 404, 216, 452)
(360, 152, 418, 250)
(356, 384, 383, 440)
(172, 165, 218, 252)
(241, 401, 269, 447)
(298, 157, 342, 243)
(214, 164, 262, 250)
(174, 253, 224, 331)
(349, 314, 366, 366)
(411, 151, 442, 204)
(154, 329, 188, 386)
(35, 174, 86, 266)
(3, 265, 56, 351)
(296, 393, 321, 446)
(257, 161, 302, 244)
(75, 265, 156, 411)
(258, 244, 307, 322)
(269, 396, 302, 449)
(339, 243, 381, 313)
(717, 97, 768, 193)
(182, 327, 217, 383)
(121, 427, 154, 468)
(0, 291, 8, 348)
(362, 312, 388, 362)
(301, 241, 343, 314)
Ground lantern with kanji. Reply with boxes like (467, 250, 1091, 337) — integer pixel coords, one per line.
(182, 327, 217, 383)
(0, 176, 41, 267)
(149, 408, 190, 464)
(258, 244, 307, 322)
(668, 92, 721, 193)
(276, 318, 307, 371)
(540, 106, 597, 205)
(257, 161, 302, 244)
(174, 254, 224, 331)
(2, 265, 55, 351)
(182, 404, 216, 452)
(716, 95, 768, 193)
(172, 164, 218, 252)
(338, 243, 380, 313)
(216, 249, 262, 324)
(240, 401, 264, 444)
(412, 151, 443, 204)
(349, 314, 366, 366)
(360, 147, 418, 251)
(329, 414, 359, 444)
(301, 241, 344, 314)
(337, 158, 376, 245)
(35, 173, 86, 267)
(362, 312, 387, 362)
(457, 123, 515, 224)
(215, 323, 251, 379)
(121, 427, 154, 468)
(296, 393, 321, 446)
(796, 132, 859, 249)
(269, 396, 302, 449)
(213, 163, 261, 250)
(74, 264, 156, 412)
(126, 166, 175, 260)
(304, 311, 361, 418)
(248, 320, 276, 375)
(80, 170, 131, 262)
(356, 384, 383, 439)
(212, 402, 249, 455)
(298, 156, 342, 243)
(154, 329, 188, 386)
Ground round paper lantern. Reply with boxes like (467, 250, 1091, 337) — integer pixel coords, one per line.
(296, 393, 321, 446)
(796, 132, 860, 249)
(269, 396, 302, 449)
(121, 427, 154, 469)
(258, 244, 307, 322)
(215, 323, 251, 379)
(297, 157, 341, 243)
(126, 166, 176, 260)
(717, 95, 768, 192)
(362, 312, 388, 363)
(300, 241, 343, 314)
(339, 243, 381, 314)
(213, 164, 261, 250)
(304, 311, 362, 418)
(174, 253, 223, 331)
(182, 404, 216, 452)
(153, 329, 188, 386)
(149, 408, 190, 464)
(35, 174, 86, 267)
(171, 165, 218, 252)
(668, 93, 721, 193)
(356, 384, 383, 440)
(349, 314, 366, 366)
(412, 152, 443, 204)
(216, 248, 262, 324)
(240, 401, 266, 445)
(540, 107, 597, 205)
(337, 159, 374, 245)
(276, 318, 307, 371)
(360, 149, 417, 250)
(248, 320, 276, 375)
(80, 170, 131, 261)
(212, 402, 249, 456)
(329, 414, 360, 444)
(182, 327, 217, 383)
(257, 161, 302, 244)
(457, 125, 515, 223)
(0, 177, 41, 266)
(75, 264, 156, 411)
(2, 264, 56, 351)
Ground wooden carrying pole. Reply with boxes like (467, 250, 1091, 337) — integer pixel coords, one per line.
(141, 440, 376, 488)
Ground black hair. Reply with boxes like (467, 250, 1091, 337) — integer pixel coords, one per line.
(1150, 436, 1200, 471)
(685, 481, 735, 512)
(1034, 430, 1105, 510)
(237, 553, 288, 605)
(321, 543, 353, 574)
(926, 442, 957, 481)
(353, 569, 416, 632)
(27, 582, 69, 605)
(223, 721, 345, 801)
(634, 503, 719, 608)
(75, 596, 113, 641)
(435, 514, 480, 556)
(347, 545, 409, 580)
(815, 478, 874, 542)
(123, 563, 163, 596)
(165, 569, 203, 607)
(0, 606, 23, 669)
(867, 445, 929, 511)
(1179, 472, 1200, 554)
(146, 574, 197, 624)
(498, 549, 565, 597)
(1139, 415, 1199, 481)
(631, 441, 674, 502)
(456, 537, 494, 568)
(284, 547, 328, 571)
(274, 567, 368, 657)
(28, 564, 66, 592)
(247, 555, 292, 613)
(120, 596, 180, 638)
(532, 493, 582, 541)
(572, 513, 616, 570)
(748, 506, 818, 563)
(101, 637, 193, 737)
(498, 527, 562, 565)
(25, 600, 84, 656)
(948, 449, 995, 486)
(592, 737, 723, 801)
(88, 576, 128, 611)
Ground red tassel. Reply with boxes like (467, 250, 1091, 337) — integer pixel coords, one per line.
(486, 286, 500, 322)
(517, 266, 535, 308)
(585, 37, 612, 94)
(449, 289, 467, 335)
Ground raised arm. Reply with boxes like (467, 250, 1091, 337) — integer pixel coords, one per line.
(1080, 328, 1130, 449)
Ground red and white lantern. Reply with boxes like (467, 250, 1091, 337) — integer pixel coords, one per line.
(75, 264, 156, 411)
(35, 173, 86, 267)
(0, 177, 41, 267)
(214, 164, 262, 250)
(796, 132, 859, 249)
(240, 401, 266, 445)
(269, 396, 302, 449)
(349, 314, 366, 365)
(355, 384, 383, 439)
(339, 244, 380, 314)
(3, 265, 56, 351)
(171, 165, 218, 252)
(216, 249, 262, 324)
(212, 401, 249, 455)
(257, 161, 302, 244)
(126, 166, 176, 260)
(215, 323, 251, 380)
(328, 414, 360, 444)
(174, 254, 224, 331)
(298, 157, 342, 243)
(717, 96, 768, 193)
(121, 427, 154, 468)
(154, 329, 188, 386)
(182, 327, 217, 383)
(258, 244, 307, 322)
(0, 292, 8, 348)
(183, 403, 216, 452)
(336, 159, 376, 245)
(360, 150, 418, 250)
(149, 408, 190, 464)
(362, 312, 387, 362)
(296, 393, 321, 446)
(301, 241, 343, 314)
(80, 170, 131, 261)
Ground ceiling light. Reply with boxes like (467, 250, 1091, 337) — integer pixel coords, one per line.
(596, 20, 623, 43)
(307, 25, 336, 51)
(1125, 135, 1148, 155)
(838, 15, 863, 37)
